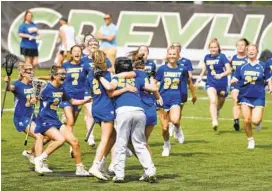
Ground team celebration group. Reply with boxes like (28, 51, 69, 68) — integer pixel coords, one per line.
(3, 11, 272, 183)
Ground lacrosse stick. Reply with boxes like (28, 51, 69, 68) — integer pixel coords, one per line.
(84, 120, 96, 142)
(24, 78, 46, 146)
(1, 53, 18, 117)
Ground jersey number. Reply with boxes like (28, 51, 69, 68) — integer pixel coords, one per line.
(209, 65, 216, 76)
(71, 73, 79, 85)
(25, 95, 31, 107)
(163, 78, 179, 89)
(50, 98, 60, 110)
(244, 76, 257, 85)
(93, 79, 101, 95)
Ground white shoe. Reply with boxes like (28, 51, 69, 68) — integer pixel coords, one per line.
(256, 124, 262, 132)
(175, 127, 185, 144)
(126, 148, 133, 157)
(89, 163, 108, 180)
(247, 139, 255, 149)
(42, 161, 53, 173)
(99, 159, 111, 179)
(34, 157, 44, 174)
(169, 123, 175, 137)
(76, 165, 90, 176)
(212, 121, 218, 131)
(108, 162, 115, 175)
(88, 135, 96, 147)
(161, 143, 171, 157)
(139, 173, 148, 181)
(22, 150, 35, 164)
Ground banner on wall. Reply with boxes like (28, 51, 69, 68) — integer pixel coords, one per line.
(1, 1, 272, 68)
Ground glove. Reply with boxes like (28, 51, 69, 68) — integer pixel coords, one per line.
(148, 70, 156, 79)
(93, 68, 104, 80)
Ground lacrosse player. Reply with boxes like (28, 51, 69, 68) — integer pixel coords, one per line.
(4, 62, 43, 165)
(154, 46, 188, 156)
(34, 65, 91, 174)
(230, 38, 249, 131)
(196, 38, 231, 131)
(231, 44, 272, 149)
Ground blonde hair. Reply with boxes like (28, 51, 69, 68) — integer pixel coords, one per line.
(208, 38, 221, 53)
(17, 62, 32, 80)
(165, 45, 179, 63)
(247, 44, 258, 51)
(92, 50, 107, 71)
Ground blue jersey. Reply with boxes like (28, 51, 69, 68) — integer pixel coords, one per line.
(13, 80, 35, 118)
(38, 83, 63, 125)
(177, 57, 193, 96)
(266, 58, 272, 75)
(231, 54, 248, 76)
(155, 64, 185, 106)
(234, 61, 271, 99)
(112, 76, 145, 109)
(62, 60, 90, 99)
(135, 70, 156, 107)
(87, 72, 114, 112)
(18, 22, 38, 49)
(204, 53, 229, 88)
(144, 60, 156, 73)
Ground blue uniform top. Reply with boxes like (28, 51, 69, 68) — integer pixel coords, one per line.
(177, 57, 193, 95)
(18, 22, 38, 49)
(230, 54, 248, 77)
(144, 60, 156, 73)
(13, 80, 35, 118)
(62, 60, 90, 98)
(266, 58, 272, 75)
(112, 76, 145, 109)
(204, 53, 229, 87)
(234, 61, 271, 99)
(86, 71, 114, 111)
(155, 64, 185, 104)
(38, 82, 63, 124)
(135, 70, 156, 107)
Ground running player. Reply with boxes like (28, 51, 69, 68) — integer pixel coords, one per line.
(4, 62, 43, 166)
(154, 45, 188, 156)
(196, 38, 231, 131)
(169, 42, 197, 142)
(230, 38, 249, 131)
(59, 45, 90, 174)
(231, 44, 272, 149)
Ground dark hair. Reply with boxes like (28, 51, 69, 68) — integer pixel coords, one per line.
(50, 65, 63, 80)
(259, 49, 272, 62)
(60, 17, 68, 23)
(69, 45, 82, 62)
(24, 10, 32, 22)
(237, 38, 250, 47)
(127, 45, 149, 61)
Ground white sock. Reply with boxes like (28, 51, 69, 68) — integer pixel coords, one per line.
(164, 140, 170, 146)
(37, 152, 48, 161)
(248, 137, 254, 141)
(76, 163, 83, 167)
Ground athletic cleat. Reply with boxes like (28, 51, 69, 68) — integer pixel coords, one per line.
(22, 150, 35, 164)
(99, 160, 111, 179)
(34, 158, 44, 174)
(168, 123, 175, 137)
(42, 163, 53, 173)
(212, 121, 218, 131)
(108, 163, 115, 176)
(88, 135, 96, 147)
(89, 165, 108, 180)
(126, 148, 133, 157)
(139, 173, 148, 181)
(256, 124, 262, 132)
(161, 143, 171, 157)
(247, 139, 255, 149)
(76, 165, 90, 176)
(175, 127, 185, 144)
(147, 175, 157, 183)
(113, 176, 124, 183)
(233, 123, 240, 131)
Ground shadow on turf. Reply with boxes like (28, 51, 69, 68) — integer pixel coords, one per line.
(255, 145, 272, 149)
(170, 152, 208, 157)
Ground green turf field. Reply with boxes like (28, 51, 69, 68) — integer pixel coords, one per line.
(1, 69, 272, 191)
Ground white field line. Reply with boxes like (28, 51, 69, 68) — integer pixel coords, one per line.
(2, 108, 272, 123)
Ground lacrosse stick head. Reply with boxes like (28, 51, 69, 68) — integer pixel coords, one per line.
(32, 78, 46, 99)
(3, 53, 18, 76)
